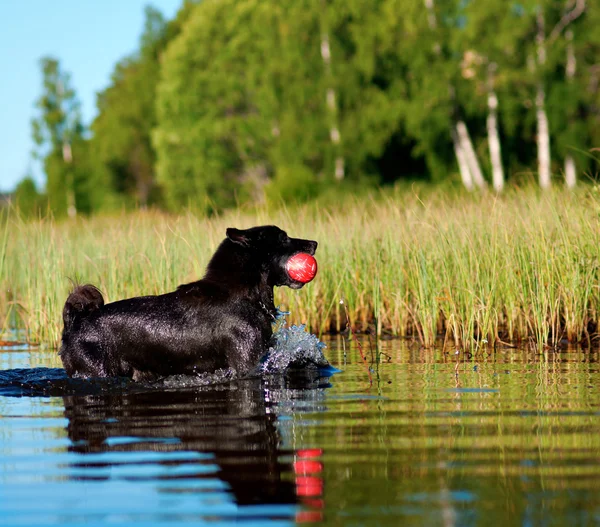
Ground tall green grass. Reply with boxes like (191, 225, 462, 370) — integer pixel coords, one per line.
(1, 186, 600, 349)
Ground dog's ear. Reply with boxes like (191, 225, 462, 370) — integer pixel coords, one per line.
(226, 228, 251, 247)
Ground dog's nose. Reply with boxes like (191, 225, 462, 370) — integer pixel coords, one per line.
(306, 240, 318, 255)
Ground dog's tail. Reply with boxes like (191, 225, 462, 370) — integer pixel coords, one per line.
(62, 284, 104, 331)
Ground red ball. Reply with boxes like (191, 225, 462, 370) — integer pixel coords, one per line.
(286, 253, 318, 283)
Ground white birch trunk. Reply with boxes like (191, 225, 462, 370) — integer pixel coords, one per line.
(565, 156, 576, 188)
(456, 121, 486, 190)
(486, 64, 504, 192)
(451, 126, 474, 191)
(57, 78, 77, 218)
(536, 86, 551, 190)
(320, 24, 344, 181)
(62, 141, 77, 218)
(536, 11, 551, 189)
(425, 0, 484, 191)
(564, 29, 576, 188)
(424, 0, 437, 29)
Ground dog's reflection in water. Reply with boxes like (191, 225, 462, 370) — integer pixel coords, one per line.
(62, 374, 327, 520)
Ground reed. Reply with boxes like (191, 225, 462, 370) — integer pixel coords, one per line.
(1, 186, 600, 349)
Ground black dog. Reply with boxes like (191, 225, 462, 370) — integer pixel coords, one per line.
(60, 226, 317, 380)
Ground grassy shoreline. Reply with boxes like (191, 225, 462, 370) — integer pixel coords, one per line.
(2, 186, 600, 349)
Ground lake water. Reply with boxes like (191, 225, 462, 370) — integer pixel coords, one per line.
(1, 337, 600, 526)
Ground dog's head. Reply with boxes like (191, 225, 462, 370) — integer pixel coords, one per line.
(225, 225, 318, 289)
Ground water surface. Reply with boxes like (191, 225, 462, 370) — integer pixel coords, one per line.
(1, 339, 600, 526)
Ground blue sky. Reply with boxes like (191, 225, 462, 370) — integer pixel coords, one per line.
(0, 0, 182, 193)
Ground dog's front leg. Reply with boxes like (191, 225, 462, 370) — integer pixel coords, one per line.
(225, 324, 270, 376)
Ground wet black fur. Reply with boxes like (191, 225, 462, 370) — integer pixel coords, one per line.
(59, 226, 317, 380)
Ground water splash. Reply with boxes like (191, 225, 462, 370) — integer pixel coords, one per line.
(260, 311, 331, 374)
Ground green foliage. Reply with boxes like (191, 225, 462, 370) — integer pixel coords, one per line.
(88, 6, 187, 210)
(31, 57, 86, 217)
(266, 165, 321, 204)
(155, 0, 279, 211)
(154, 0, 418, 210)
(31, 57, 83, 153)
(18, 0, 600, 214)
(14, 178, 46, 218)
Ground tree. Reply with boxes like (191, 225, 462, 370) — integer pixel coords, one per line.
(319, 0, 344, 181)
(26, 0, 599, 215)
(154, 0, 324, 211)
(458, 0, 523, 192)
(89, 6, 178, 209)
(14, 177, 46, 218)
(155, 0, 417, 210)
(519, 0, 587, 189)
(546, 0, 590, 188)
(387, 0, 487, 190)
(31, 57, 84, 217)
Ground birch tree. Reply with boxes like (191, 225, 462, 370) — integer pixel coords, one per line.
(547, 0, 588, 188)
(458, 37, 505, 192)
(423, 0, 486, 191)
(91, 7, 170, 209)
(529, 0, 586, 189)
(564, 29, 577, 188)
(319, 2, 344, 181)
(535, 9, 552, 189)
(486, 63, 505, 192)
(31, 57, 84, 217)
